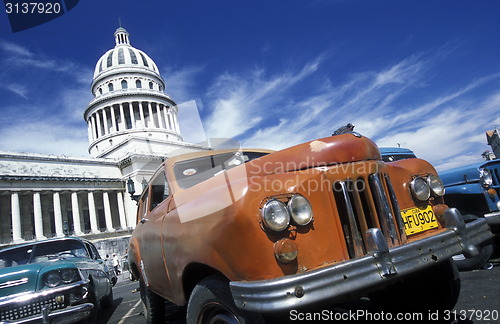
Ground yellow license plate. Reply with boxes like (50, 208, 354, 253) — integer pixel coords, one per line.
(400, 205, 438, 236)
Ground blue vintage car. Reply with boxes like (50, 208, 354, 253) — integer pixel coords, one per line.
(438, 160, 500, 270)
(439, 160, 500, 232)
(0, 237, 116, 323)
(379, 147, 416, 162)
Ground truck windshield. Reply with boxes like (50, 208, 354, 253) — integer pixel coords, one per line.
(174, 151, 268, 189)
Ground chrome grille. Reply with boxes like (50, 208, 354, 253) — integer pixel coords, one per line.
(490, 165, 500, 187)
(333, 172, 405, 259)
(0, 295, 65, 321)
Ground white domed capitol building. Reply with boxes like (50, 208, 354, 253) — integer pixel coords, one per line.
(0, 28, 208, 249)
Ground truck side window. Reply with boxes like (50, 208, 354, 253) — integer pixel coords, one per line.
(140, 188, 149, 217)
(150, 170, 169, 211)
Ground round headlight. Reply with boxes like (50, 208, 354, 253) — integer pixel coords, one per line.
(480, 168, 493, 187)
(261, 199, 290, 232)
(61, 269, 80, 283)
(428, 174, 445, 197)
(288, 195, 313, 226)
(410, 177, 430, 201)
(45, 271, 62, 288)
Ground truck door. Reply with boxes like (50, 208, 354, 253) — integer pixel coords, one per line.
(138, 169, 174, 299)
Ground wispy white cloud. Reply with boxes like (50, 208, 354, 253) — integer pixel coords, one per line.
(1, 36, 498, 172)
(201, 51, 500, 170)
(0, 39, 87, 75)
(162, 65, 205, 103)
(0, 40, 93, 156)
(0, 119, 89, 157)
(203, 58, 322, 139)
(0, 40, 32, 57)
(6, 84, 28, 99)
(201, 54, 427, 148)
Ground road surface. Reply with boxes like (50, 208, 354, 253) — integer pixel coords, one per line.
(100, 254, 500, 323)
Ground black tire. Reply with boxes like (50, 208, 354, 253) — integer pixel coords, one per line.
(82, 283, 98, 324)
(187, 275, 264, 324)
(451, 214, 494, 271)
(370, 259, 460, 314)
(100, 287, 114, 309)
(140, 279, 166, 324)
(452, 243, 494, 271)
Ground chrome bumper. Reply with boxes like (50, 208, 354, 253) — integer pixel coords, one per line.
(230, 208, 493, 312)
(0, 280, 93, 324)
(484, 211, 500, 230)
(2, 303, 93, 324)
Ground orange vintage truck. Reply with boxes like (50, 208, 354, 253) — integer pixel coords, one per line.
(128, 131, 492, 323)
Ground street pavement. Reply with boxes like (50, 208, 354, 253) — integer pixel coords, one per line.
(100, 255, 500, 323)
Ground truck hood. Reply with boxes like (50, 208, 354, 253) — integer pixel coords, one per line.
(439, 159, 500, 186)
(246, 133, 381, 176)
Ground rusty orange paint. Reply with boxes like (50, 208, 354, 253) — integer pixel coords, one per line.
(128, 133, 449, 306)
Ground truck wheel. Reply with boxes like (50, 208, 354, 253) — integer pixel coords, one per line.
(452, 214, 494, 271)
(140, 279, 165, 324)
(370, 259, 460, 313)
(187, 275, 264, 324)
(452, 243, 494, 271)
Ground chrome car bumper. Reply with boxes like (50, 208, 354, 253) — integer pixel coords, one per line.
(0, 280, 93, 324)
(484, 211, 500, 230)
(230, 208, 493, 312)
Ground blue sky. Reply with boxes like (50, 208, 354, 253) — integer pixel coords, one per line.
(1, 1, 500, 170)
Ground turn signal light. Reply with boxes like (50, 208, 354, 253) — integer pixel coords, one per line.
(274, 239, 298, 263)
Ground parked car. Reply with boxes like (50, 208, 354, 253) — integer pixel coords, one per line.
(379, 147, 416, 162)
(129, 132, 492, 323)
(0, 237, 116, 323)
(439, 160, 500, 232)
(380, 147, 499, 271)
(439, 159, 500, 270)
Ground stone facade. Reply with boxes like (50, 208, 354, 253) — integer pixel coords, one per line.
(0, 27, 209, 247)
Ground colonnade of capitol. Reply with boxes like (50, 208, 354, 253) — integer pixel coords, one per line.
(0, 27, 208, 246)
(5, 186, 127, 243)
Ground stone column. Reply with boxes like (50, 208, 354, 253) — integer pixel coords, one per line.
(164, 107, 172, 130)
(87, 191, 99, 234)
(91, 115, 98, 141)
(148, 102, 155, 128)
(103, 192, 114, 232)
(33, 192, 45, 240)
(71, 191, 83, 235)
(102, 109, 109, 135)
(161, 105, 168, 129)
(119, 103, 126, 131)
(110, 105, 117, 133)
(95, 111, 103, 138)
(11, 191, 23, 242)
(168, 112, 174, 131)
(154, 103, 162, 128)
(117, 191, 127, 229)
(157, 104, 165, 128)
(53, 191, 64, 237)
(87, 120, 93, 143)
(138, 102, 146, 128)
(128, 102, 136, 128)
